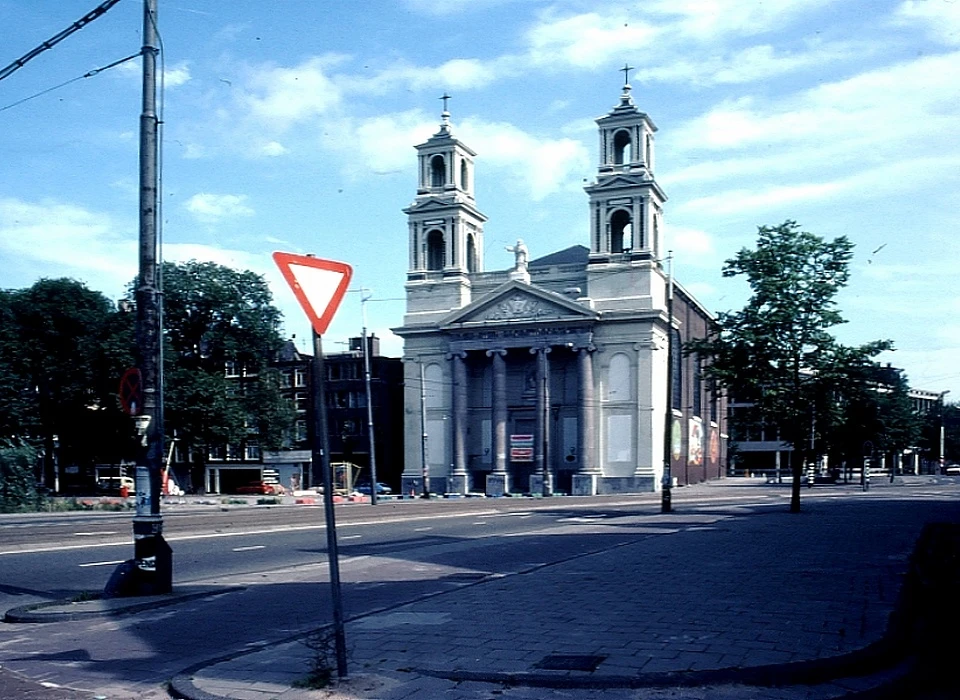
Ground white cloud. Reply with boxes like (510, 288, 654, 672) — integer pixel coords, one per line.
(680, 181, 846, 216)
(893, 0, 960, 46)
(241, 57, 344, 128)
(372, 58, 502, 91)
(666, 224, 715, 257)
(646, 0, 838, 39)
(259, 141, 288, 157)
(458, 118, 591, 200)
(163, 62, 192, 88)
(526, 11, 659, 68)
(184, 193, 254, 222)
(327, 109, 435, 176)
(0, 198, 136, 296)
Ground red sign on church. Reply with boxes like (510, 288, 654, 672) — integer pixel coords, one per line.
(510, 434, 534, 462)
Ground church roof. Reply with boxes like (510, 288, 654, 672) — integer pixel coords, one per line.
(529, 245, 589, 268)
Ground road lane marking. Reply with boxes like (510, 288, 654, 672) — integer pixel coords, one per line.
(414, 527, 432, 532)
(232, 545, 266, 552)
(340, 535, 362, 540)
(74, 531, 119, 536)
(79, 559, 126, 568)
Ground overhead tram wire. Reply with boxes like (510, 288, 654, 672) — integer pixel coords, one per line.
(0, 52, 140, 113)
(0, 0, 125, 83)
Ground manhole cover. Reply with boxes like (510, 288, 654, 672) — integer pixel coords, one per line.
(535, 654, 606, 671)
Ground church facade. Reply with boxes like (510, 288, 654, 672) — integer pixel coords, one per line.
(394, 83, 726, 497)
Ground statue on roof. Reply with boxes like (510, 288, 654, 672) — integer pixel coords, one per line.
(506, 239, 528, 272)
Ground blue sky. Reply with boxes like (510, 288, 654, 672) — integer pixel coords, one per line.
(1, 0, 958, 399)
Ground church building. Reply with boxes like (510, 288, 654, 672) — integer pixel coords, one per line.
(394, 80, 726, 496)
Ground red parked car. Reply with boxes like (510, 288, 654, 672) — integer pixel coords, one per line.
(236, 481, 279, 495)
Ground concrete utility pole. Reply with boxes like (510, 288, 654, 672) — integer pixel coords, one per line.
(128, 0, 171, 594)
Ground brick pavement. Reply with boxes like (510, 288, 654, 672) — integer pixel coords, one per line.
(4, 478, 959, 699)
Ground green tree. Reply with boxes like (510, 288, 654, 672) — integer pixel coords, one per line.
(7, 279, 135, 481)
(0, 290, 33, 438)
(154, 261, 293, 490)
(829, 361, 919, 476)
(688, 221, 890, 512)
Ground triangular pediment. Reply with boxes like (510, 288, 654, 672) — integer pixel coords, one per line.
(403, 197, 485, 218)
(588, 174, 650, 189)
(441, 280, 597, 329)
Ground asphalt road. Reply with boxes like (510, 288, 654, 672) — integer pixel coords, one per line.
(0, 492, 739, 607)
(1, 479, 955, 698)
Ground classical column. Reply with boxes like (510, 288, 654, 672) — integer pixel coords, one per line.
(448, 350, 468, 494)
(531, 346, 552, 495)
(486, 348, 507, 496)
(574, 345, 598, 496)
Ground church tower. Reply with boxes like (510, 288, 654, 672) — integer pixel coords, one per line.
(584, 75, 667, 263)
(403, 97, 487, 317)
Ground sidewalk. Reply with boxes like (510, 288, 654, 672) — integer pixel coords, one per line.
(6, 478, 960, 699)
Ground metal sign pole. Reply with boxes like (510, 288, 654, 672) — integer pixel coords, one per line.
(313, 331, 348, 678)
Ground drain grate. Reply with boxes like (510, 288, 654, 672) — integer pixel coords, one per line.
(535, 654, 606, 672)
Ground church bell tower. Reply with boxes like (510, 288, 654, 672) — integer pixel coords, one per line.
(403, 97, 487, 315)
(584, 71, 667, 264)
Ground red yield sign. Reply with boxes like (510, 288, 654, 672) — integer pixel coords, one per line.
(273, 252, 353, 335)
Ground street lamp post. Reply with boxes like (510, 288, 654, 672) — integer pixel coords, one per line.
(939, 391, 950, 474)
(358, 290, 379, 505)
(662, 252, 674, 513)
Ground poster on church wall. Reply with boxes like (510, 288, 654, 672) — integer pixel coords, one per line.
(606, 415, 633, 462)
(671, 418, 682, 461)
(510, 434, 534, 462)
(688, 419, 703, 466)
(709, 427, 720, 464)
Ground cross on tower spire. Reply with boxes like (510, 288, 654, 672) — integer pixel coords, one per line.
(440, 92, 451, 113)
(620, 63, 634, 85)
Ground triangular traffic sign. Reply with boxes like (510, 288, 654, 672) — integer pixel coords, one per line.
(273, 252, 353, 335)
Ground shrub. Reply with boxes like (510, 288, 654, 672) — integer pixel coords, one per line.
(0, 442, 43, 513)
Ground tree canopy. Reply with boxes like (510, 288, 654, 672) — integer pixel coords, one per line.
(0, 279, 135, 477)
(149, 261, 293, 489)
(688, 221, 893, 512)
(0, 262, 294, 497)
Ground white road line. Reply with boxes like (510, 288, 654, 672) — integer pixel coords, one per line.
(74, 531, 118, 537)
(79, 559, 126, 568)
(340, 535, 362, 540)
(232, 545, 266, 552)
(414, 527, 432, 532)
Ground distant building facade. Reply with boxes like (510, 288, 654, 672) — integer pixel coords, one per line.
(195, 336, 403, 494)
(394, 83, 726, 496)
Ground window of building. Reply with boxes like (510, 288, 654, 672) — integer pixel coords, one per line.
(296, 419, 308, 443)
(460, 158, 469, 191)
(294, 368, 307, 387)
(426, 229, 445, 270)
(467, 234, 478, 273)
(280, 370, 292, 388)
(692, 357, 702, 417)
(671, 329, 682, 411)
(225, 360, 239, 377)
(604, 353, 632, 401)
(430, 155, 445, 188)
(294, 392, 309, 412)
(613, 129, 632, 164)
(610, 209, 632, 253)
(709, 376, 719, 423)
(245, 442, 260, 460)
